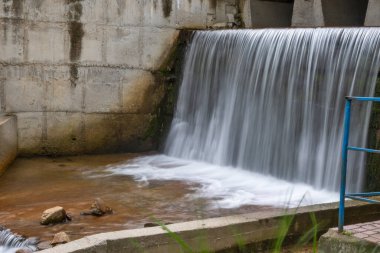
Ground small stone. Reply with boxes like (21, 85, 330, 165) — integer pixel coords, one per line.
(37, 241, 52, 250)
(15, 249, 33, 253)
(91, 198, 113, 214)
(51, 232, 70, 246)
(81, 198, 113, 217)
(40, 206, 68, 225)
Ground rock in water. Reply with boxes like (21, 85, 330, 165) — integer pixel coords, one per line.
(51, 232, 70, 246)
(40, 206, 69, 225)
(80, 198, 113, 217)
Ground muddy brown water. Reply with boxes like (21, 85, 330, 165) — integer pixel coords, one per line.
(0, 153, 272, 243)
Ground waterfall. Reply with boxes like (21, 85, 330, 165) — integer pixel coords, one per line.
(0, 226, 38, 253)
(165, 28, 380, 192)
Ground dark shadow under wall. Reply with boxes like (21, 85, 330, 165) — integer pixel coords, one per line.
(322, 0, 369, 27)
(250, 0, 294, 28)
(366, 73, 380, 191)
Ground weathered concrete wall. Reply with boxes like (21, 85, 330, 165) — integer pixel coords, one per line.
(0, 116, 17, 175)
(0, 0, 240, 155)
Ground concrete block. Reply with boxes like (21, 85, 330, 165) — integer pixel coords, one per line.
(83, 113, 154, 153)
(26, 22, 66, 63)
(46, 66, 82, 112)
(83, 113, 120, 153)
(104, 26, 140, 67)
(365, 0, 380, 26)
(118, 114, 154, 151)
(79, 0, 106, 24)
(24, 0, 66, 22)
(292, 0, 324, 27)
(45, 112, 84, 154)
(0, 0, 25, 19)
(121, 70, 162, 114)
(141, 27, 179, 70)
(4, 66, 45, 112)
(239, 0, 252, 28)
(175, 0, 208, 28)
(80, 24, 103, 63)
(106, 0, 142, 26)
(0, 116, 17, 175)
(81, 67, 123, 113)
(142, 0, 175, 27)
(0, 19, 24, 62)
(16, 112, 44, 154)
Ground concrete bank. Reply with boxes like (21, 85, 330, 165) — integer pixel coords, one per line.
(319, 229, 380, 253)
(0, 115, 17, 175)
(41, 200, 380, 253)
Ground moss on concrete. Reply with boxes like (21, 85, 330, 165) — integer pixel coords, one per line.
(145, 31, 193, 150)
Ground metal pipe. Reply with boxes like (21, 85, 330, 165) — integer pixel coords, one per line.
(348, 146, 380, 154)
(347, 96, 380, 102)
(346, 192, 380, 197)
(338, 98, 351, 232)
(345, 195, 380, 204)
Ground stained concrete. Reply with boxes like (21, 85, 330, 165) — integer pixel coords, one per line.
(365, 0, 380, 26)
(40, 200, 380, 253)
(0, 0, 240, 155)
(0, 116, 17, 175)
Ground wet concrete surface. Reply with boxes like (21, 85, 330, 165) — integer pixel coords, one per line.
(0, 153, 271, 243)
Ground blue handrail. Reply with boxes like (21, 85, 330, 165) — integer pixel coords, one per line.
(338, 96, 380, 232)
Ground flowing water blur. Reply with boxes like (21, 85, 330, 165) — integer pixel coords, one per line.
(165, 28, 380, 192)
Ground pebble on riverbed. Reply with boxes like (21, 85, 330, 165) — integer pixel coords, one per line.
(51, 232, 70, 246)
(80, 198, 113, 217)
(40, 206, 71, 225)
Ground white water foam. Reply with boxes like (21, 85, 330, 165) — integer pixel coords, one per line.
(108, 155, 338, 209)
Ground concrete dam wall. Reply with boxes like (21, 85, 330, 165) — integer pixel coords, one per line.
(0, 0, 379, 156)
(0, 0, 242, 155)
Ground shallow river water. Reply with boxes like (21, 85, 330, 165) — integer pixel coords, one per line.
(0, 153, 338, 245)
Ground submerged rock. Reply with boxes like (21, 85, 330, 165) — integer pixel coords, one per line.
(51, 232, 70, 246)
(40, 206, 70, 225)
(80, 198, 113, 217)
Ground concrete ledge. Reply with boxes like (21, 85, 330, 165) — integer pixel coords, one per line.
(0, 115, 17, 175)
(41, 200, 380, 253)
(319, 229, 380, 253)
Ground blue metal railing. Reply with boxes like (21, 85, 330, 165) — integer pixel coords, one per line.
(338, 96, 380, 232)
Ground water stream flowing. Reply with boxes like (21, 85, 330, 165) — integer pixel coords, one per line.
(166, 28, 380, 193)
(109, 28, 380, 209)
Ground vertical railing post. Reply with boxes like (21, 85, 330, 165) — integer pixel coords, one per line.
(338, 97, 352, 232)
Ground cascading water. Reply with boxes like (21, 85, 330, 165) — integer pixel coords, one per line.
(0, 226, 38, 253)
(110, 28, 380, 208)
(165, 28, 380, 193)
